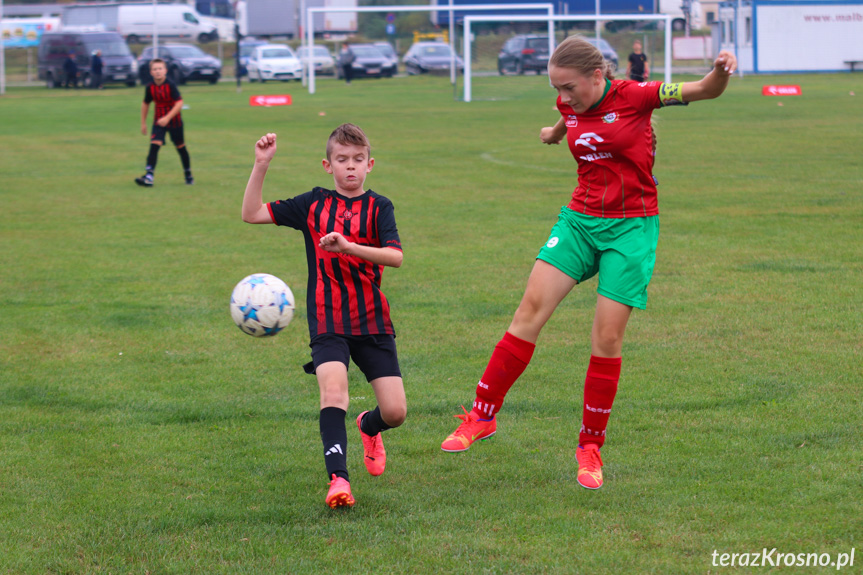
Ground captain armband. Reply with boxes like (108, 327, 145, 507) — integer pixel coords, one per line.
(659, 82, 688, 107)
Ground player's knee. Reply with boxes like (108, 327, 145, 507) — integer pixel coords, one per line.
(151, 140, 164, 146)
(382, 405, 406, 428)
(593, 326, 624, 356)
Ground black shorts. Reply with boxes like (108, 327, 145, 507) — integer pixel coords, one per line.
(151, 124, 185, 146)
(303, 333, 401, 382)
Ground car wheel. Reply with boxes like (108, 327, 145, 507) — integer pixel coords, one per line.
(259, 70, 266, 83)
(208, 74, 219, 84)
(126, 78, 137, 87)
(514, 60, 523, 75)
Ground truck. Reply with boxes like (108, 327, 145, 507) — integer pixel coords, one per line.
(61, 3, 219, 44)
(234, 0, 357, 39)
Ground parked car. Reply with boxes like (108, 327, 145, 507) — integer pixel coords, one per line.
(236, 37, 268, 77)
(38, 31, 137, 88)
(337, 44, 396, 79)
(296, 45, 336, 76)
(372, 42, 399, 74)
(403, 41, 464, 75)
(247, 44, 303, 82)
(497, 34, 550, 75)
(137, 44, 222, 84)
(584, 37, 619, 72)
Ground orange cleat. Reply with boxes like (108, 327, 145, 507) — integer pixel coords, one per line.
(576, 444, 604, 489)
(325, 474, 355, 508)
(441, 406, 496, 453)
(356, 411, 386, 476)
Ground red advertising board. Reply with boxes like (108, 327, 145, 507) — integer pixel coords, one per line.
(249, 95, 293, 107)
(762, 85, 802, 96)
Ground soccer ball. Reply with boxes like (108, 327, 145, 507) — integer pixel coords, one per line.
(230, 273, 295, 337)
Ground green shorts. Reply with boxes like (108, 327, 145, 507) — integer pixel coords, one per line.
(536, 208, 660, 310)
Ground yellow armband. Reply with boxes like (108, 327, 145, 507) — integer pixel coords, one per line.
(659, 82, 688, 107)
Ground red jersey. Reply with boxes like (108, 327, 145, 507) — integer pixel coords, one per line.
(268, 187, 402, 339)
(143, 80, 182, 128)
(557, 79, 666, 218)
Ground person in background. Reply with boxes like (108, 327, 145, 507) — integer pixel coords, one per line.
(338, 42, 355, 85)
(63, 52, 78, 89)
(626, 40, 649, 82)
(90, 50, 104, 89)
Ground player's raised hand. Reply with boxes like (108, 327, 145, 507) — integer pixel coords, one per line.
(255, 133, 277, 164)
(319, 231, 351, 254)
(714, 50, 737, 75)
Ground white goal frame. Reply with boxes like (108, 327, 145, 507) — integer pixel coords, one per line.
(463, 13, 674, 102)
(304, 3, 555, 94)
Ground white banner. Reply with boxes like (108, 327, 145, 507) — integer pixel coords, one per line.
(757, 4, 863, 71)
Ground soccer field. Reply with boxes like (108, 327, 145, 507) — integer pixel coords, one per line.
(1, 73, 861, 573)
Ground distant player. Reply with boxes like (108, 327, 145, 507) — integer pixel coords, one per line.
(440, 35, 737, 490)
(135, 58, 193, 187)
(626, 40, 649, 82)
(241, 124, 406, 509)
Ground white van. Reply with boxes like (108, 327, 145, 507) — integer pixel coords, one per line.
(62, 3, 219, 44)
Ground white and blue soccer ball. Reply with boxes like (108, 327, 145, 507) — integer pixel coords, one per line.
(230, 273, 295, 337)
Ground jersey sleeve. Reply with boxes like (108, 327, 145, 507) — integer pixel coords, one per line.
(143, 85, 152, 103)
(169, 82, 182, 100)
(617, 80, 664, 111)
(268, 190, 316, 230)
(375, 198, 402, 252)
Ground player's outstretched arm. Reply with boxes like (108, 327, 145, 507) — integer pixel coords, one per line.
(319, 232, 403, 268)
(681, 51, 737, 103)
(242, 133, 278, 224)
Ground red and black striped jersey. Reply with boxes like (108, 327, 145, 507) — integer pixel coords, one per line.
(143, 80, 183, 128)
(267, 187, 402, 339)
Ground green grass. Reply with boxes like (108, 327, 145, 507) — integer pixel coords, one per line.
(1, 72, 861, 574)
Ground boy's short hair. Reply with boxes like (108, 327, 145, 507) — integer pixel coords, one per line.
(150, 58, 166, 68)
(326, 123, 370, 160)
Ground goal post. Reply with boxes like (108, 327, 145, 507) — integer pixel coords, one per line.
(463, 13, 674, 103)
(304, 3, 555, 95)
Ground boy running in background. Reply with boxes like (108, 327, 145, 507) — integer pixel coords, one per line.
(135, 58, 193, 187)
(241, 125, 406, 508)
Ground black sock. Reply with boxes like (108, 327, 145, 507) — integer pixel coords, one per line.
(360, 406, 392, 437)
(320, 407, 348, 481)
(146, 143, 160, 172)
(177, 146, 191, 172)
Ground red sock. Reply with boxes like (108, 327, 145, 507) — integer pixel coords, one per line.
(579, 355, 621, 448)
(473, 331, 535, 418)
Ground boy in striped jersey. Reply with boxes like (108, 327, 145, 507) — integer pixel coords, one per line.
(241, 125, 406, 508)
(135, 59, 193, 187)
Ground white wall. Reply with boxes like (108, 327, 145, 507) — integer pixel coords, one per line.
(756, 3, 863, 71)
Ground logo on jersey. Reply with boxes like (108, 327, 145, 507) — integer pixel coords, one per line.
(343, 209, 355, 220)
(546, 237, 560, 248)
(601, 112, 619, 124)
(565, 114, 578, 128)
(574, 132, 604, 152)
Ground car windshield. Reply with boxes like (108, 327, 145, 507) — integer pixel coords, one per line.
(375, 44, 395, 57)
(240, 45, 262, 57)
(87, 40, 132, 57)
(168, 46, 207, 58)
(525, 38, 548, 50)
(261, 47, 295, 59)
(351, 46, 384, 58)
(298, 46, 331, 57)
(418, 44, 451, 57)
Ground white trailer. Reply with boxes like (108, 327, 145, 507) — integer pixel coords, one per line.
(61, 3, 219, 43)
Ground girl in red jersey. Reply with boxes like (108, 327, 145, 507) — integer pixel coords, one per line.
(441, 35, 737, 490)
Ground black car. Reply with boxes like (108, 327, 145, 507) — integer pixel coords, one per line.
(403, 42, 464, 75)
(498, 35, 551, 75)
(38, 31, 137, 88)
(337, 44, 396, 79)
(585, 37, 620, 72)
(137, 44, 222, 84)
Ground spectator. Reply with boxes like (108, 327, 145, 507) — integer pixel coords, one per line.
(63, 52, 78, 89)
(90, 50, 104, 89)
(338, 42, 355, 85)
(626, 40, 649, 82)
